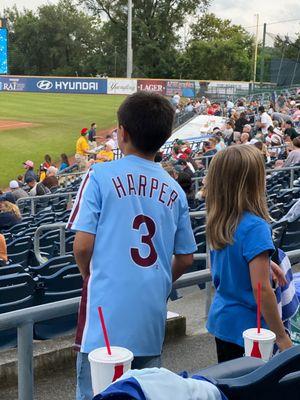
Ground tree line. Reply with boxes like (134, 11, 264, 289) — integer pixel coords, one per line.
(4, 0, 299, 82)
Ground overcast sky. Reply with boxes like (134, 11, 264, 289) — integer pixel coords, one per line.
(2, 0, 300, 44)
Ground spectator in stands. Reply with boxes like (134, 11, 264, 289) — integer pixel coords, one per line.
(59, 153, 70, 172)
(43, 154, 52, 169)
(277, 93, 286, 111)
(23, 160, 38, 183)
(96, 143, 114, 163)
(75, 128, 92, 171)
(88, 123, 97, 148)
(17, 175, 24, 188)
(284, 120, 299, 141)
(0, 200, 22, 230)
(242, 124, 252, 136)
(172, 92, 181, 106)
(292, 105, 300, 122)
(177, 172, 195, 206)
(235, 112, 248, 133)
(162, 162, 178, 180)
(269, 134, 285, 159)
(9, 180, 29, 202)
(175, 159, 194, 177)
(105, 134, 117, 150)
(214, 135, 226, 151)
(39, 164, 47, 182)
(257, 106, 273, 135)
(284, 137, 300, 167)
(0, 233, 7, 266)
(254, 141, 270, 162)
(223, 120, 235, 144)
(205, 145, 292, 363)
(69, 92, 196, 398)
(240, 132, 250, 145)
(26, 177, 50, 196)
(43, 166, 59, 191)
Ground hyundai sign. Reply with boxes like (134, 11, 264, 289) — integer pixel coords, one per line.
(0, 28, 8, 74)
(0, 76, 107, 94)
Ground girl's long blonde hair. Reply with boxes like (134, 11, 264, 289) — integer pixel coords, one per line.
(205, 145, 270, 250)
(1, 201, 21, 220)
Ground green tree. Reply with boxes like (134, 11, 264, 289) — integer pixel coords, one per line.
(82, 0, 210, 77)
(6, 0, 102, 75)
(179, 13, 253, 81)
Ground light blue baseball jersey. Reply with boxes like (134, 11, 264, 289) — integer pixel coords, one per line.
(67, 155, 197, 356)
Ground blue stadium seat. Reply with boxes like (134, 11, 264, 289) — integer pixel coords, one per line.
(197, 346, 300, 400)
(34, 265, 82, 340)
(7, 249, 30, 268)
(6, 235, 32, 254)
(0, 272, 38, 348)
(28, 254, 75, 277)
(0, 264, 25, 276)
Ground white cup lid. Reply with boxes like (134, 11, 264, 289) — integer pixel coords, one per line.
(243, 328, 276, 341)
(88, 346, 134, 364)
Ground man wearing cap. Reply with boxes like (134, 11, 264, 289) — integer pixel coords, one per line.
(284, 120, 299, 141)
(9, 180, 29, 202)
(23, 160, 38, 183)
(75, 128, 92, 171)
(26, 177, 50, 196)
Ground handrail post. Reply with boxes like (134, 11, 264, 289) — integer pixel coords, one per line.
(18, 322, 34, 400)
(290, 169, 295, 189)
(60, 227, 66, 256)
(31, 198, 35, 216)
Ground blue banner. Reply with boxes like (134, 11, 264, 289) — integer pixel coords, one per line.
(0, 76, 107, 94)
(0, 28, 8, 74)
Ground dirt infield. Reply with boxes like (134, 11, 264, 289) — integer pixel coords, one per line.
(0, 120, 36, 131)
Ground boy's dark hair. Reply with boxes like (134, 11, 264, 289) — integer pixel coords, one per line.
(91, 123, 96, 127)
(154, 151, 163, 162)
(258, 106, 265, 113)
(117, 92, 175, 154)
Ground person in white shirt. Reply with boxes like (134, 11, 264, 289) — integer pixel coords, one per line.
(105, 134, 117, 150)
(173, 92, 181, 106)
(258, 106, 273, 135)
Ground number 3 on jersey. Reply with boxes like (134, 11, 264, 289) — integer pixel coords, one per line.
(131, 214, 158, 267)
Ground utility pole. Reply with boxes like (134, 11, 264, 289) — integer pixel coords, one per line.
(126, 0, 133, 78)
(253, 14, 259, 85)
(259, 23, 267, 85)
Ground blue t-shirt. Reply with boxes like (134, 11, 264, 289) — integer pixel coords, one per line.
(207, 212, 275, 347)
(67, 155, 197, 355)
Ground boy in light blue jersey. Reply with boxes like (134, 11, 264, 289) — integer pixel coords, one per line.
(68, 92, 197, 400)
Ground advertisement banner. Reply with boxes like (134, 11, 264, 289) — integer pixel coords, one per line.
(0, 28, 8, 74)
(107, 79, 137, 95)
(0, 76, 107, 94)
(166, 80, 195, 98)
(137, 79, 166, 95)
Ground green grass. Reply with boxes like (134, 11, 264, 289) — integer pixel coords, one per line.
(0, 92, 125, 188)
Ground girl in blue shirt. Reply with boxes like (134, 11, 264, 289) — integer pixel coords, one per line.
(206, 145, 292, 363)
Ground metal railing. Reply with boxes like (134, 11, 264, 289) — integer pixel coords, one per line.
(34, 223, 67, 264)
(16, 192, 77, 216)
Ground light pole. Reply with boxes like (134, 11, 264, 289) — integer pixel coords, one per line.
(126, 0, 133, 78)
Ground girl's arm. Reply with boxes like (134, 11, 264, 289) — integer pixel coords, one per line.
(249, 252, 292, 352)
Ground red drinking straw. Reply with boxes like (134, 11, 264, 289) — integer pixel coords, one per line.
(257, 282, 261, 334)
(98, 307, 112, 355)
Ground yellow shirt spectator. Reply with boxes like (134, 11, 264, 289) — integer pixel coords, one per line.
(76, 136, 89, 156)
(96, 144, 114, 163)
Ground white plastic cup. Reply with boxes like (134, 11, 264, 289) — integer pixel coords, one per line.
(243, 328, 276, 362)
(88, 346, 134, 395)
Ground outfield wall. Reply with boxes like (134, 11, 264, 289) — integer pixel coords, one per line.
(0, 75, 250, 98)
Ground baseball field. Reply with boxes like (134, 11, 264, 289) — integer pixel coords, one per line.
(0, 92, 126, 188)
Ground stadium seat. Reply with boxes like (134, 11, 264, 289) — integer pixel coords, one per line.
(28, 254, 75, 277)
(7, 249, 30, 268)
(196, 346, 300, 400)
(34, 264, 82, 340)
(0, 264, 25, 276)
(6, 235, 32, 254)
(0, 272, 38, 348)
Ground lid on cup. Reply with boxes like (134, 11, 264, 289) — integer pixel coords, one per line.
(243, 328, 276, 341)
(88, 346, 134, 364)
